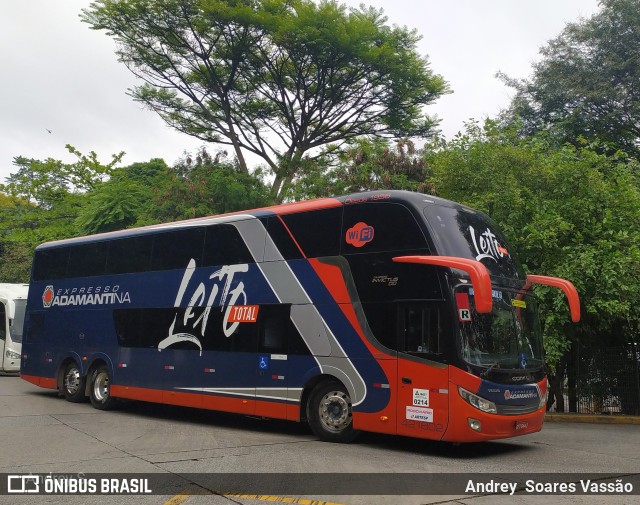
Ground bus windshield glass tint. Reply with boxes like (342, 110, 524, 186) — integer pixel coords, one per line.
(423, 205, 524, 280)
(456, 287, 543, 371)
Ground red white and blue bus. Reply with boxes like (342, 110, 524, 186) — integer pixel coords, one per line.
(21, 190, 580, 443)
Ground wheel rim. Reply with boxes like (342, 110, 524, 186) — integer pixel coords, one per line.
(318, 390, 352, 432)
(64, 367, 81, 395)
(93, 371, 110, 402)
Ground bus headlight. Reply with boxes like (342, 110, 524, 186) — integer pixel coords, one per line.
(458, 386, 497, 414)
(5, 349, 21, 360)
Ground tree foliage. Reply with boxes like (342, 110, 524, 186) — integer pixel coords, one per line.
(81, 0, 447, 201)
(428, 122, 640, 369)
(288, 138, 434, 200)
(2, 145, 124, 206)
(75, 158, 168, 234)
(501, 0, 640, 159)
(147, 147, 273, 222)
(0, 146, 125, 282)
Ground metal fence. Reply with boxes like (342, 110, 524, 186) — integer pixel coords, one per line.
(549, 344, 640, 415)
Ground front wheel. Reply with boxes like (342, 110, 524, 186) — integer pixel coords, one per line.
(89, 365, 117, 410)
(307, 381, 359, 443)
(62, 362, 86, 403)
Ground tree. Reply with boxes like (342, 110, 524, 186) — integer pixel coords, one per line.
(0, 146, 125, 280)
(0, 240, 32, 283)
(75, 179, 153, 235)
(0, 193, 32, 282)
(1, 145, 124, 207)
(287, 138, 434, 200)
(500, 0, 640, 159)
(81, 0, 448, 201)
(148, 147, 272, 222)
(75, 158, 168, 234)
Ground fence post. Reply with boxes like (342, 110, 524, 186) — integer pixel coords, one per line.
(633, 341, 640, 416)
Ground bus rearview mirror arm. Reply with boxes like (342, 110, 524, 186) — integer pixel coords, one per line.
(524, 275, 581, 323)
(392, 255, 493, 313)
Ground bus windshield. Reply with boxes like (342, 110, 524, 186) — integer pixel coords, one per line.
(456, 286, 544, 372)
(11, 300, 26, 343)
(423, 204, 525, 281)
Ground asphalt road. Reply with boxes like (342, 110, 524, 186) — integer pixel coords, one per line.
(1, 374, 639, 505)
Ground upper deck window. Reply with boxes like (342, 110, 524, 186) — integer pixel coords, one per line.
(342, 202, 428, 254)
(32, 247, 69, 281)
(203, 224, 254, 266)
(32, 222, 255, 281)
(279, 207, 342, 258)
(106, 235, 153, 275)
(151, 227, 205, 271)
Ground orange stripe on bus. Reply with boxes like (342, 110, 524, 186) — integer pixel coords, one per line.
(110, 385, 300, 421)
(21, 374, 57, 389)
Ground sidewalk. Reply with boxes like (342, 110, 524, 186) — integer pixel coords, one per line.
(545, 412, 640, 425)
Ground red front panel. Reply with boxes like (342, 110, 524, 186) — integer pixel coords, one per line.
(396, 358, 449, 440)
(443, 390, 545, 442)
(443, 367, 546, 442)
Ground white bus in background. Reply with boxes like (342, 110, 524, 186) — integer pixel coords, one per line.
(0, 284, 28, 372)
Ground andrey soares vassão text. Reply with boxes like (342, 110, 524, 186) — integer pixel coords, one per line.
(465, 478, 634, 495)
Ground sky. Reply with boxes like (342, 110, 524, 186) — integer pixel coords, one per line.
(0, 0, 601, 184)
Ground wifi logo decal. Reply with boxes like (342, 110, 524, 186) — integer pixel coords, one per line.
(346, 222, 375, 248)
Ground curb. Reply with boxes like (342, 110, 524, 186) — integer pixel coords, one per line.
(545, 413, 640, 425)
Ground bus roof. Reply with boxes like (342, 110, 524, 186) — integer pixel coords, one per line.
(34, 190, 476, 251)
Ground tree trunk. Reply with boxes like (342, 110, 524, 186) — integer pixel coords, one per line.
(567, 342, 579, 412)
(271, 174, 285, 203)
(226, 129, 248, 174)
(546, 354, 568, 412)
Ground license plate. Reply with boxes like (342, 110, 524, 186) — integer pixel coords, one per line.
(515, 421, 529, 430)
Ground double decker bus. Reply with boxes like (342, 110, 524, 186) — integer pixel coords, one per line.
(21, 191, 579, 442)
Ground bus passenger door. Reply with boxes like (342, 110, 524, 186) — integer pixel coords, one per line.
(396, 304, 449, 440)
(254, 306, 290, 420)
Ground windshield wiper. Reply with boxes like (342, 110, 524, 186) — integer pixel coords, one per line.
(481, 361, 501, 377)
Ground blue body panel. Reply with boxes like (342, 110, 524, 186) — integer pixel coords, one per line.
(23, 256, 389, 412)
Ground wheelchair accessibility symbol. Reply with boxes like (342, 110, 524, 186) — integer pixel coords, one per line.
(259, 355, 269, 370)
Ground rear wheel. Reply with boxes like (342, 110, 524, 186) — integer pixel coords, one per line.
(62, 362, 86, 403)
(89, 365, 117, 410)
(307, 381, 359, 443)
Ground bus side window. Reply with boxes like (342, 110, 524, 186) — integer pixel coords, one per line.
(151, 228, 205, 271)
(279, 207, 342, 258)
(33, 247, 70, 281)
(261, 313, 287, 354)
(399, 305, 442, 355)
(106, 236, 153, 275)
(258, 305, 310, 356)
(342, 202, 428, 254)
(24, 312, 45, 343)
(67, 242, 108, 278)
(262, 217, 304, 261)
(0, 303, 6, 340)
(203, 224, 255, 266)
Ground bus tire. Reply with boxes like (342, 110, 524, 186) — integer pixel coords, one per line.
(307, 380, 359, 443)
(89, 365, 117, 410)
(62, 362, 86, 403)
